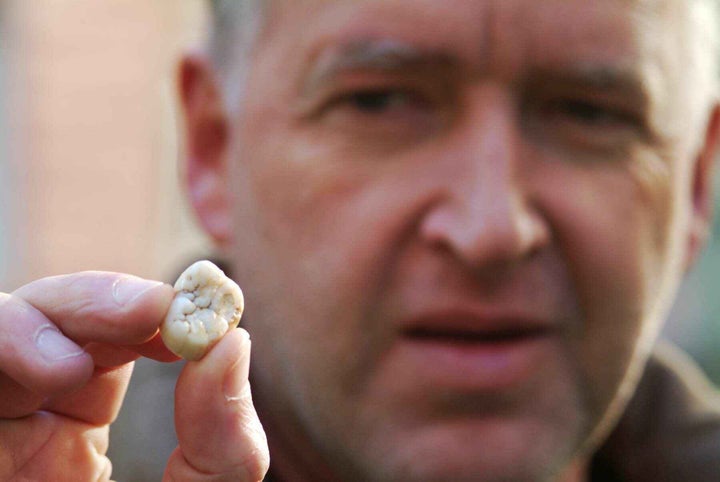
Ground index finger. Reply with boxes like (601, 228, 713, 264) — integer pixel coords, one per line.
(13, 271, 175, 346)
(0, 272, 175, 400)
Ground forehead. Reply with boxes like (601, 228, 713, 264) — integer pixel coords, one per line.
(261, 0, 692, 65)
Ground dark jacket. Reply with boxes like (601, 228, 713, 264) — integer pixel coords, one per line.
(592, 342, 720, 481)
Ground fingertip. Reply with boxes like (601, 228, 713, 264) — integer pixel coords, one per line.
(120, 281, 176, 341)
(201, 327, 251, 365)
(178, 328, 251, 392)
(112, 276, 166, 307)
(219, 331, 252, 402)
(125, 279, 175, 309)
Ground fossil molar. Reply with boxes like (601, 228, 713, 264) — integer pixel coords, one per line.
(161, 260, 244, 360)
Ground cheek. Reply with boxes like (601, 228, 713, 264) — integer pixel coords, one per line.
(227, 135, 409, 387)
(533, 155, 679, 417)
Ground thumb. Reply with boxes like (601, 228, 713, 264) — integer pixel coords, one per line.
(163, 328, 269, 482)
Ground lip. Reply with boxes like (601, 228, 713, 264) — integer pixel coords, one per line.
(393, 310, 557, 391)
(399, 308, 553, 334)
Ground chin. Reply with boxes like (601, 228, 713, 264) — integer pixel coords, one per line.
(341, 414, 588, 482)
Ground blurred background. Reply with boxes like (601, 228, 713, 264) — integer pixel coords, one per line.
(0, 1, 718, 480)
(0, 1, 209, 479)
(0, 1, 210, 287)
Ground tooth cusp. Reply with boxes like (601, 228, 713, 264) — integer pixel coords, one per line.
(160, 260, 244, 360)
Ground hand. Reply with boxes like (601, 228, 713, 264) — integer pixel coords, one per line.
(0, 272, 269, 481)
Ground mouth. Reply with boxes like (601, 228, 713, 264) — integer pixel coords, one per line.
(393, 312, 557, 390)
(403, 325, 552, 344)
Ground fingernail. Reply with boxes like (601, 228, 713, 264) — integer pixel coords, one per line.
(112, 276, 165, 306)
(35, 326, 84, 362)
(223, 330, 251, 402)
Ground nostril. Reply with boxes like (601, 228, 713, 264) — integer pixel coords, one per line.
(419, 194, 549, 268)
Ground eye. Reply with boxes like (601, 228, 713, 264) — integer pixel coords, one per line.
(344, 89, 417, 114)
(523, 93, 649, 155)
(549, 98, 636, 127)
(307, 82, 445, 145)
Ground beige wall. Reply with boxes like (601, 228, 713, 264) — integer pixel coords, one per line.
(0, 6, 216, 478)
(1, 0, 211, 290)
(0, 2, 27, 289)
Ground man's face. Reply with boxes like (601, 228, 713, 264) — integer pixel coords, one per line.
(214, 0, 715, 480)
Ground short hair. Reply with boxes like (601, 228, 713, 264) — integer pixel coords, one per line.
(207, 0, 265, 108)
(207, 0, 720, 103)
(208, 1, 262, 65)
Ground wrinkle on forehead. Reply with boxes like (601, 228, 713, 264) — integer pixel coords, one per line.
(295, 1, 654, 69)
(267, 0, 716, 141)
(297, 2, 660, 83)
(302, 39, 456, 94)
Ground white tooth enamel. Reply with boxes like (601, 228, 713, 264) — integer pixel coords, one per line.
(160, 260, 244, 360)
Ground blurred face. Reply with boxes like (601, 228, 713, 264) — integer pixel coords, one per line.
(211, 0, 715, 480)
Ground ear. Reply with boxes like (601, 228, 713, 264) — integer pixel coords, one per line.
(178, 54, 232, 246)
(685, 102, 720, 270)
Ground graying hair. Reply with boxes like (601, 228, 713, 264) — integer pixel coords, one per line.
(208, 0, 720, 102)
(208, 0, 265, 108)
(209, 1, 263, 63)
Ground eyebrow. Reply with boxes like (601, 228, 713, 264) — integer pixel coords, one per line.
(302, 39, 457, 93)
(301, 39, 657, 112)
(524, 63, 655, 106)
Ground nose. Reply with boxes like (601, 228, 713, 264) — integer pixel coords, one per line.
(419, 86, 550, 270)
